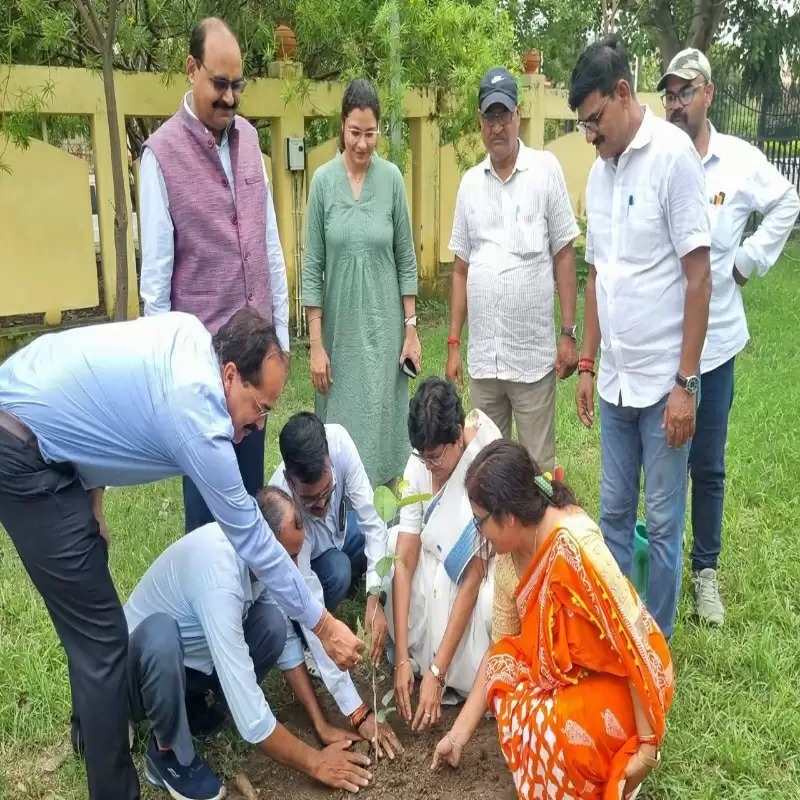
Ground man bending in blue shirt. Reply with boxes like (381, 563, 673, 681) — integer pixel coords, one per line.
(0, 309, 362, 800)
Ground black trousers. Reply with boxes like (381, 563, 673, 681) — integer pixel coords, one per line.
(182, 424, 266, 534)
(0, 428, 139, 800)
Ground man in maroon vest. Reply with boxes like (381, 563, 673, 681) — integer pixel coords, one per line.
(139, 17, 289, 534)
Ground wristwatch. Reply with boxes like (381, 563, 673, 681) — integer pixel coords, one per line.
(429, 662, 446, 687)
(561, 325, 577, 341)
(404, 315, 418, 327)
(675, 372, 700, 396)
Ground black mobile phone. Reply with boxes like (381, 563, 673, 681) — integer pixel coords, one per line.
(400, 357, 418, 378)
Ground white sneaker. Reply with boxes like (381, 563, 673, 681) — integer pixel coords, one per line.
(691, 568, 725, 626)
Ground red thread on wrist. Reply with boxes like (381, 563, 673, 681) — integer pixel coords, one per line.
(447, 336, 461, 345)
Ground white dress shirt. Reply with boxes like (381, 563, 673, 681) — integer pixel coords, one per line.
(585, 107, 711, 408)
(269, 424, 389, 593)
(700, 123, 800, 373)
(449, 141, 579, 384)
(139, 92, 290, 350)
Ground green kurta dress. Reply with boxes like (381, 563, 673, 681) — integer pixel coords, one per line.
(302, 153, 418, 487)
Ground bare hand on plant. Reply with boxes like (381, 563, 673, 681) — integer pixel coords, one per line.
(315, 720, 356, 747)
(431, 730, 463, 771)
(310, 739, 372, 793)
(314, 610, 363, 670)
(394, 659, 415, 722)
(365, 595, 388, 666)
(412, 671, 442, 732)
(310, 341, 332, 395)
(358, 713, 404, 761)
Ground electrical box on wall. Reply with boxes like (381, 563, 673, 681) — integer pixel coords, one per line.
(286, 137, 305, 171)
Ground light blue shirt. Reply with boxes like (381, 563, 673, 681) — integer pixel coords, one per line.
(124, 522, 278, 743)
(139, 92, 290, 351)
(0, 312, 322, 630)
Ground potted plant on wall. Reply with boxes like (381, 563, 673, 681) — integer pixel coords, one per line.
(274, 24, 297, 60)
(522, 47, 541, 74)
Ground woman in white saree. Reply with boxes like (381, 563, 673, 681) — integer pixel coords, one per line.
(386, 378, 500, 732)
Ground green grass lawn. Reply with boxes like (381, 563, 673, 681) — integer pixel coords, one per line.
(2, 240, 800, 798)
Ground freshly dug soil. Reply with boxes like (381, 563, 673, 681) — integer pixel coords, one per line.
(229, 674, 516, 800)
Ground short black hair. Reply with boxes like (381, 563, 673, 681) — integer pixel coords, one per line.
(279, 412, 329, 484)
(569, 33, 634, 111)
(256, 485, 295, 535)
(211, 308, 286, 386)
(339, 78, 380, 151)
(408, 377, 465, 453)
(189, 17, 236, 63)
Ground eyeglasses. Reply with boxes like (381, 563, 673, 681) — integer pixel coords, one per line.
(577, 95, 610, 135)
(412, 442, 452, 469)
(660, 81, 705, 108)
(291, 470, 336, 510)
(481, 110, 514, 128)
(473, 510, 492, 533)
(345, 127, 379, 144)
(197, 60, 246, 95)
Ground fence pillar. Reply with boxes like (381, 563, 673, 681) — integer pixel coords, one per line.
(519, 74, 545, 150)
(268, 61, 306, 330)
(408, 106, 439, 290)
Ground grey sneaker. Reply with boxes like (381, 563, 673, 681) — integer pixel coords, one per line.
(692, 568, 725, 626)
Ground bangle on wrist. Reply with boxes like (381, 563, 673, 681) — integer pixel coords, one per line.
(348, 703, 370, 729)
(637, 733, 658, 746)
(578, 368, 595, 377)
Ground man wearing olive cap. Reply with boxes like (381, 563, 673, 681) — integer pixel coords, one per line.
(660, 48, 800, 627)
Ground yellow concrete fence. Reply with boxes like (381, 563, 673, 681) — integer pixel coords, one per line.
(0, 64, 664, 338)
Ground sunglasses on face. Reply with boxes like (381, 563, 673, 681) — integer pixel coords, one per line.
(197, 60, 246, 95)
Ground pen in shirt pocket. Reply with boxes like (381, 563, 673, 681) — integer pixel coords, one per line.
(627, 194, 634, 217)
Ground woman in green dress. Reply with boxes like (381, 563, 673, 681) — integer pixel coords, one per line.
(303, 78, 420, 487)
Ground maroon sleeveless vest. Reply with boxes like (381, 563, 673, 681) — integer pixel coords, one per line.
(143, 99, 272, 333)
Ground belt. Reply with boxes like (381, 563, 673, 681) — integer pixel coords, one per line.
(0, 409, 36, 445)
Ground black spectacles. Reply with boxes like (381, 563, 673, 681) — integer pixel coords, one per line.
(197, 60, 246, 95)
(577, 95, 610, 135)
(481, 110, 514, 128)
(290, 470, 336, 510)
(473, 510, 492, 533)
(660, 81, 705, 108)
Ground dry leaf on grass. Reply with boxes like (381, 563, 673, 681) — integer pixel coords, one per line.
(233, 771, 259, 800)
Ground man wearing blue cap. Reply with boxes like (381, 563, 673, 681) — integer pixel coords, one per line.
(446, 67, 579, 472)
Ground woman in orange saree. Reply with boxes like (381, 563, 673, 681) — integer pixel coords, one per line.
(431, 441, 674, 800)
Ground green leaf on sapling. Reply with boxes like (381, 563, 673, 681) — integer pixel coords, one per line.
(382, 688, 395, 706)
(375, 554, 395, 580)
(374, 485, 399, 522)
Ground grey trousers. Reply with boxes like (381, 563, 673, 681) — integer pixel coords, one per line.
(471, 368, 556, 472)
(127, 600, 286, 765)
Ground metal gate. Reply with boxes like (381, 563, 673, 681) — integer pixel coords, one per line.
(711, 83, 800, 195)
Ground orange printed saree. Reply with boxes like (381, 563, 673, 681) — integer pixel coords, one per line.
(486, 513, 674, 800)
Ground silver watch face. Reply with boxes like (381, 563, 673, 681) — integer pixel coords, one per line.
(685, 375, 700, 396)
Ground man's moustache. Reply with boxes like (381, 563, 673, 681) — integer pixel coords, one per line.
(214, 101, 237, 110)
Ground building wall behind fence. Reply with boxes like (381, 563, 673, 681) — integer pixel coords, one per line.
(0, 64, 664, 345)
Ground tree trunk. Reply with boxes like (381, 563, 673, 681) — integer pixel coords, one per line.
(102, 49, 129, 321)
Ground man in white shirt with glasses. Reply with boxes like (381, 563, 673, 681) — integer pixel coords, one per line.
(569, 35, 712, 640)
(659, 48, 800, 626)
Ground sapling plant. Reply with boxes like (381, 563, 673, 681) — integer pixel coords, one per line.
(357, 481, 431, 758)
